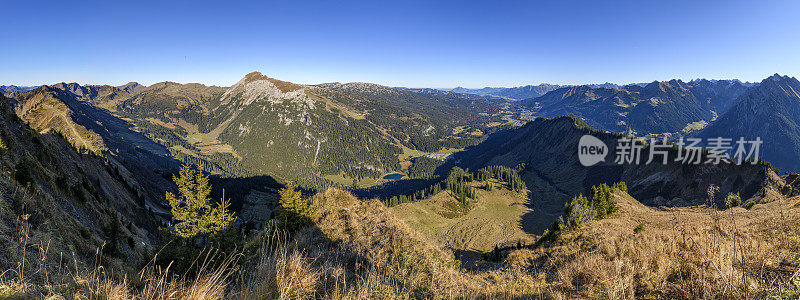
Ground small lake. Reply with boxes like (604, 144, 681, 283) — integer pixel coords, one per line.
(382, 173, 404, 181)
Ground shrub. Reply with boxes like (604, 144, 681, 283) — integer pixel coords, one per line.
(277, 181, 315, 231)
(13, 159, 35, 187)
(612, 181, 627, 192)
(558, 194, 592, 231)
(725, 193, 742, 208)
(72, 185, 89, 203)
(744, 201, 756, 210)
(55, 175, 69, 191)
(552, 182, 624, 237)
(633, 223, 645, 234)
(79, 226, 91, 239)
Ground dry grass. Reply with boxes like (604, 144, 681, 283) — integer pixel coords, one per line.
(513, 190, 800, 299)
(3, 188, 799, 299)
(231, 189, 552, 299)
(1, 246, 238, 299)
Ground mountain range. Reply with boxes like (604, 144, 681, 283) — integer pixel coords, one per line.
(5, 72, 800, 184)
(450, 115, 775, 233)
(696, 74, 800, 171)
(4, 72, 526, 192)
(518, 79, 751, 135)
(449, 84, 564, 100)
(0, 85, 34, 97)
(446, 82, 665, 100)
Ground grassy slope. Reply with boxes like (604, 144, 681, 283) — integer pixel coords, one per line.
(4, 185, 798, 298)
(511, 189, 800, 298)
(391, 181, 536, 265)
(15, 89, 106, 154)
(237, 189, 547, 298)
(0, 97, 162, 298)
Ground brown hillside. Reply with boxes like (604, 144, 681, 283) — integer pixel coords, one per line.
(512, 189, 800, 298)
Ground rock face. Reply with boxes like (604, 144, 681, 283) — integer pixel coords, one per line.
(220, 72, 312, 107)
(697, 74, 800, 172)
(239, 189, 280, 230)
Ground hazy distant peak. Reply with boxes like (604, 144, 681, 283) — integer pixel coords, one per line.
(448, 84, 562, 100)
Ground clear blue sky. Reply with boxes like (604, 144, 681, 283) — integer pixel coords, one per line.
(2, 0, 799, 88)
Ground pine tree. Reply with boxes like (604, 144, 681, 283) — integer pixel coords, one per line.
(277, 181, 314, 230)
(166, 164, 236, 239)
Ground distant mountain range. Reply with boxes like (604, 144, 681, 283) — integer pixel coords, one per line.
(446, 82, 660, 100)
(696, 74, 800, 171)
(518, 79, 751, 135)
(5, 72, 800, 186)
(444, 80, 756, 102)
(0, 85, 35, 97)
(449, 84, 564, 100)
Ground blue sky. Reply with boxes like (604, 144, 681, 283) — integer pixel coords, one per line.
(2, 0, 800, 88)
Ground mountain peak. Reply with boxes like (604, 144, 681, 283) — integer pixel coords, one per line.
(118, 82, 146, 94)
(758, 74, 800, 91)
(243, 71, 267, 83)
(240, 71, 303, 93)
(767, 73, 789, 82)
(220, 72, 309, 107)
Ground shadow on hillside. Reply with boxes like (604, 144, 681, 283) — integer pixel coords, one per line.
(452, 249, 483, 268)
(296, 216, 547, 298)
(352, 177, 439, 200)
(53, 89, 183, 210)
(210, 174, 282, 211)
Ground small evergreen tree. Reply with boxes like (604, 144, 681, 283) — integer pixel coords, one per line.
(277, 181, 314, 230)
(559, 194, 592, 230)
(612, 181, 627, 192)
(591, 183, 617, 218)
(726, 192, 742, 208)
(166, 164, 235, 239)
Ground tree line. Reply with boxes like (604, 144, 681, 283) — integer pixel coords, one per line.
(384, 164, 528, 207)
